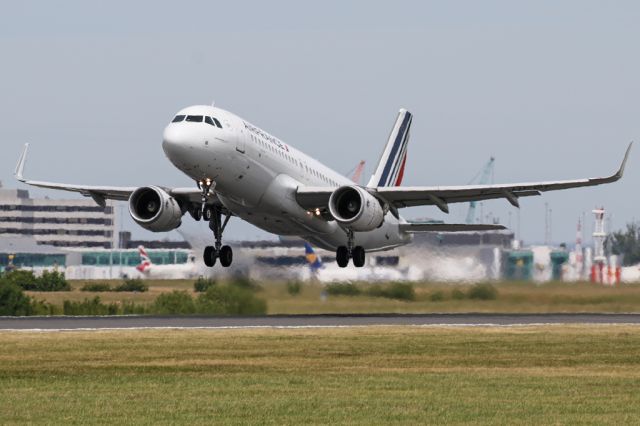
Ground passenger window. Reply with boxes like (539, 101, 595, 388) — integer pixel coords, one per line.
(172, 115, 185, 123)
(186, 115, 203, 122)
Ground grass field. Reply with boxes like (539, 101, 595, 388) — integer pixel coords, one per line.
(1, 326, 640, 424)
(25, 280, 640, 314)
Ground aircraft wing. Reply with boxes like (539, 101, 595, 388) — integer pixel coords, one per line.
(296, 142, 632, 212)
(14, 143, 218, 208)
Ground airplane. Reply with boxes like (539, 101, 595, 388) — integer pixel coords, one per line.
(134, 245, 198, 279)
(14, 105, 632, 268)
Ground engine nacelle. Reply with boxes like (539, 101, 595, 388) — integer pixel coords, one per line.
(128, 186, 183, 232)
(328, 185, 385, 232)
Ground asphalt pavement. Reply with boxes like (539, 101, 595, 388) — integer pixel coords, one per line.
(1, 313, 640, 330)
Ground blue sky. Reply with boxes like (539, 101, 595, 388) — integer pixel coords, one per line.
(1, 1, 638, 244)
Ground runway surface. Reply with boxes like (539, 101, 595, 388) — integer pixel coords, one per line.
(1, 313, 640, 330)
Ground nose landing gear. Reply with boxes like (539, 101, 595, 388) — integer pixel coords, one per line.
(203, 205, 233, 268)
(335, 229, 365, 268)
(195, 179, 233, 268)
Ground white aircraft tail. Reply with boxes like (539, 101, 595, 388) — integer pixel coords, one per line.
(367, 109, 412, 188)
(136, 245, 152, 273)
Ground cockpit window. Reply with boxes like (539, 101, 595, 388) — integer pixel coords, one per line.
(172, 115, 185, 123)
(185, 115, 203, 122)
(205, 116, 223, 128)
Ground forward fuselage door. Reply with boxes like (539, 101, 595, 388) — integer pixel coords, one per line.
(236, 127, 246, 153)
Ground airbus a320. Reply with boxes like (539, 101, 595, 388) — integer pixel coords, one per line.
(14, 105, 631, 268)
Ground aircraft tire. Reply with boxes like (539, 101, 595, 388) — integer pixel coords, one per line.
(192, 208, 202, 221)
(336, 246, 349, 268)
(203, 207, 213, 222)
(204, 246, 216, 267)
(219, 245, 233, 267)
(352, 246, 365, 267)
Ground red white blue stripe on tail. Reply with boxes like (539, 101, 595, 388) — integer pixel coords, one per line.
(367, 109, 412, 188)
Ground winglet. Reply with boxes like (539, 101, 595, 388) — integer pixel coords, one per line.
(615, 141, 633, 179)
(14, 143, 29, 182)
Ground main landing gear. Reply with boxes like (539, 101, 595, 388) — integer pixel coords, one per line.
(196, 179, 233, 268)
(335, 229, 365, 268)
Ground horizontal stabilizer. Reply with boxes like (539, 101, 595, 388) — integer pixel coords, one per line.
(399, 223, 506, 233)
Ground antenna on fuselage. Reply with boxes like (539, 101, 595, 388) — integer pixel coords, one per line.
(211, 100, 215, 107)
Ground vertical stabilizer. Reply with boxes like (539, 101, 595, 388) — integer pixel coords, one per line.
(304, 243, 323, 271)
(136, 245, 152, 273)
(367, 109, 412, 187)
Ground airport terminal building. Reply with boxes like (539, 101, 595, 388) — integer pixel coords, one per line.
(0, 183, 116, 249)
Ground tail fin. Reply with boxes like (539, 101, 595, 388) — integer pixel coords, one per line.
(350, 160, 366, 184)
(367, 109, 412, 188)
(136, 245, 152, 273)
(304, 243, 323, 271)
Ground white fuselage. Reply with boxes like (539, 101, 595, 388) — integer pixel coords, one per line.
(136, 262, 199, 280)
(162, 105, 410, 252)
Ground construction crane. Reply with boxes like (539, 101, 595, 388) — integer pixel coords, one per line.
(465, 157, 495, 224)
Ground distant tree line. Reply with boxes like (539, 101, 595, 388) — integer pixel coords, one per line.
(608, 222, 640, 266)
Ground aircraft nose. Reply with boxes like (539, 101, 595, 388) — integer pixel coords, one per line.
(162, 125, 181, 149)
(162, 125, 187, 158)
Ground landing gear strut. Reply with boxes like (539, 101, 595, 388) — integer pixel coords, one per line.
(196, 179, 232, 268)
(190, 178, 215, 222)
(336, 229, 365, 268)
(203, 205, 233, 268)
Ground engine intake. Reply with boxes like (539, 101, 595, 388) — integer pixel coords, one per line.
(328, 185, 385, 232)
(129, 186, 183, 232)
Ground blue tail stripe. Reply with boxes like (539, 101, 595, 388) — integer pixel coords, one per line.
(387, 123, 411, 186)
(377, 112, 412, 187)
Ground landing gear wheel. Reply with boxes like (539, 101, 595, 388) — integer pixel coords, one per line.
(352, 246, 366, 268)
(190, 208, 203, 221)
(336, 246, 349, 268)
(219, 245, 233, 267)
(203, 207, 213, 222)
(203, 246, 216, 267)
(204, 206, 232, 268)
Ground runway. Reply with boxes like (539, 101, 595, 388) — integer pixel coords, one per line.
(1, 313, 640, 330)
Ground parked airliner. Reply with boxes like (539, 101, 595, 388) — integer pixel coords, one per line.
(14, 105, 631, 268)
(135, 246, 198, 279)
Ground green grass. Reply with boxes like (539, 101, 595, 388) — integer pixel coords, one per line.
(1, 326, 640, 424)
(22, 280, 640, 314)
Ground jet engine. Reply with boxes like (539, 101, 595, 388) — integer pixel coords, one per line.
(128, 186, 183, 232)
(328, 185, 385, 232)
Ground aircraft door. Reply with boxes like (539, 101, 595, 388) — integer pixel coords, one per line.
(236, 128, 246, 153)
